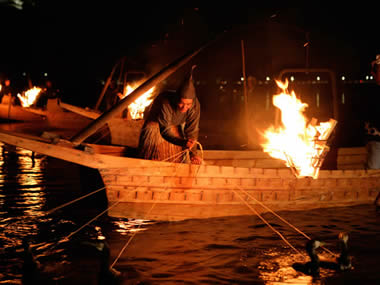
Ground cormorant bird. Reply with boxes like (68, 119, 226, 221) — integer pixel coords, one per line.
(337, 232, 352, 271)
(92, 240, 123, 285)
(21, 239, 56, 285)
(292, 239, 324, 277)
(305, 239, 324, 276)
(22, 239, 123, 284)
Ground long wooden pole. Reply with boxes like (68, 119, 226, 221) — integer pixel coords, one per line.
(241, 40, 250, 146)
(70, 43, 208, 145)
(94, 60, 120, 110)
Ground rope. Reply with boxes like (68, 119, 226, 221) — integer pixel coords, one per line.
(44, 186, 106, 216)
(63, 201, 120, 241)
(232, 188, 305, 258)
(43, 201, 120, 254)
(161, 149, 188, 162)
(110, 188, 170, 269)
(195, 141, 204, 161)
(160, 140, 204, 164)
(234, 185, 337, 258)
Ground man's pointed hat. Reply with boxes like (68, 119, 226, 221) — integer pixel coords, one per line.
(179, 65, 197, 99)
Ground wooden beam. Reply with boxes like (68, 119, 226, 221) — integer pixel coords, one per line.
(70, 39, 214, 145)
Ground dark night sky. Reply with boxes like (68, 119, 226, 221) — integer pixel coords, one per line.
(0, 2, 379, 106)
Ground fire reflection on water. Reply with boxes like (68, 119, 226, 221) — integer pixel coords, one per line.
(113, 218, 156, 235)
(12, 148, 45, 216)
(0, 143, 47, 250)
(258, 249, 338, 284)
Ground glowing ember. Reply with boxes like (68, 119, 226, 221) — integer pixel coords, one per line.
(122, 84, 155, 120)
(261, 79, 337, 179)
(17, 87, 42, 108)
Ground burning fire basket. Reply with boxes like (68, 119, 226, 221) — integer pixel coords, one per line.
(284, 118, 337, 179)
(262, 79, 338, 179)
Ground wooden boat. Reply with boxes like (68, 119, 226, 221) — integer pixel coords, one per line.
(0, 94, 93, 139)
(59, 102, 143, 147)
(0, 95, 45, 122)
(0, 129, 378, 222)
(0, 42, 378, 222)
(22, 98, 93, 132)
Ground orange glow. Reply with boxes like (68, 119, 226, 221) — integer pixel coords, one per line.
(122, 84, 155, 119)
(17, 86, 42, 107)
(261, 79, 336, 178)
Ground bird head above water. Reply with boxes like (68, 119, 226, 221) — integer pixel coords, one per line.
(306, 239, 325, 254)
(338, 232, 349, 245)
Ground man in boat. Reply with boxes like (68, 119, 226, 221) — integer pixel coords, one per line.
(138, 66, 202, 164)
(364, 54, 380, 169)
(36, 80, 60, 108)
(0, 78, 13, 104)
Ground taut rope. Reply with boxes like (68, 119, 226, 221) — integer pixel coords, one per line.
(110, 187, 171, 269)
(63, 202, 120, 241)
(234, 185, 337, 258)
(44, 186, 106, 216)
(232, 188, 305, 257)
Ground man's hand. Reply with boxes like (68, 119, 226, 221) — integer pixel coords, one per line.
(190, 155, 202, 165)
(186, 138, 196, 149)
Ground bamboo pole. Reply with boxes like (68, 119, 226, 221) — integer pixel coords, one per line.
(94, 60, 120, 110)
(241, 40, 250, 146)
(122, 71, 128, 96)
(117, 57, 125, 87)
(7, 95, 12, 120)
(70, 42, 210, 145)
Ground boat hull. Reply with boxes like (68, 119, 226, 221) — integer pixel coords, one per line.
(99, 163, 380, 221)
(0, 129, 378, 222)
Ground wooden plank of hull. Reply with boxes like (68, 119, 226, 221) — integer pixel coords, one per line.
(100, 164, 380, 221)
(0, 129, 184, 169)
(0, 129, 136, 168)
(107, 199, 376, 221)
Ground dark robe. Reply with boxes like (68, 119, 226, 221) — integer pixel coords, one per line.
(138, 91, 200, 162)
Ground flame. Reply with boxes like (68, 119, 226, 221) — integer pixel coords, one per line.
(261, 79, 336, 179)
(17, 86, 42, 107)
(123, 84, 155, 120)
(0, 84, 2, 92)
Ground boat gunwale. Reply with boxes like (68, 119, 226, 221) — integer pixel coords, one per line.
(1, 129, 380, 179)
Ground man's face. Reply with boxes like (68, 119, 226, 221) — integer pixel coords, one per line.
(178, 98, 193, 113)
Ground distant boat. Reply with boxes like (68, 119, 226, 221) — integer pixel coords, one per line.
(0, 98, 95, 139)
(0, 95, 45, 122)
(22, 98, 93, 132)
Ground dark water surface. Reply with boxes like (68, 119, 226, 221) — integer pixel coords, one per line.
(0, 124, 380, 284)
